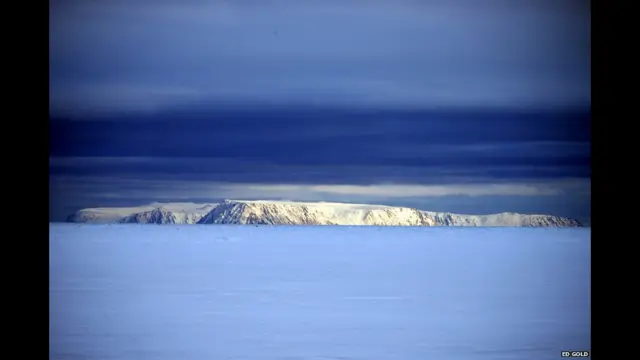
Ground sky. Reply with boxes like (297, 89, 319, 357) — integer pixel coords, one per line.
(49, 0, 591, 224)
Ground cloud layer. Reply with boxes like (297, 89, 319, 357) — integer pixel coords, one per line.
(51, 175, 590, 200)
(50, 0, 590, 115)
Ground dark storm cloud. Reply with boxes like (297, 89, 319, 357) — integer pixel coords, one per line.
(49, 107, 591, 223)
(49, 0, 590, 115)
(50, 108, 590, 184)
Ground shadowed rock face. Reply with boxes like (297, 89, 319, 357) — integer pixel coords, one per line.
(421, 211, 584, 227)
(120, 207, 212, 224)
(198, 202, 331, 225)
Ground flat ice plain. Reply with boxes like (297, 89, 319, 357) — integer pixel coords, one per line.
(50, 224, 591, 360)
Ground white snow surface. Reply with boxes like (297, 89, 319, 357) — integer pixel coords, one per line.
(50, 224, 591, 360)
(67, 199, 582, 227)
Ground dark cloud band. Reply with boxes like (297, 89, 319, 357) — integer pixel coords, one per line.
(50, 108, 590, 183)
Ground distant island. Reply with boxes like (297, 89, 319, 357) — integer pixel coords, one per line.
(66, 200, 583, 227)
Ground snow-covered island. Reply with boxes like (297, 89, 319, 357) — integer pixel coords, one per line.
(66, 200, 583, 227)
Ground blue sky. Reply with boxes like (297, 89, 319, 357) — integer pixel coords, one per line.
(49, 0, 591, 224)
